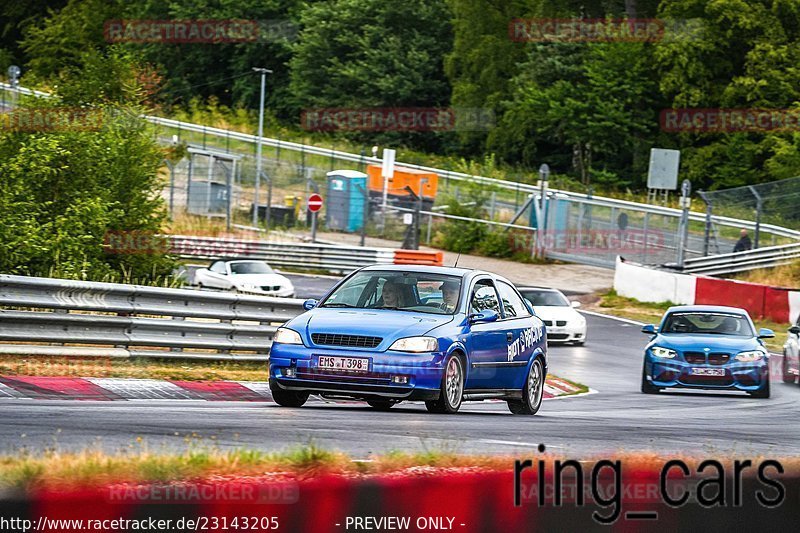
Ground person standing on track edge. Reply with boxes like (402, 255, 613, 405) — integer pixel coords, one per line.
(733, 229, 752, 253)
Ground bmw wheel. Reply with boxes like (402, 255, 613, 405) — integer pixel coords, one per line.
(507, 357, 544, 415)
(425, 354, 464, 414)
(271, 389, 309, 407)
(782, 351, 797, 383)
(640, 363, 661, 394)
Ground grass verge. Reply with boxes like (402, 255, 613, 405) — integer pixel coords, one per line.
(587, 290, 788, 353)
(3, 444, 799, 491)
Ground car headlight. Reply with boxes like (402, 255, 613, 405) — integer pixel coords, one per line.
(236, 282, 259, 292)
(735, 350, 766, 362)
(389, 336, 438, 353)
(273, 327, 303, 345)
(650, 346, 677, 358)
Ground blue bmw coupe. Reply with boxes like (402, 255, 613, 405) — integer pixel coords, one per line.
(269, 265, 548, 414)
(641, 305, 773, 398)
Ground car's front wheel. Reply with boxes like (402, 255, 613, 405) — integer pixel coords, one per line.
(507, 357, 544, 415)
(640, 363, 661, 394)
(782, 351, 797, 383)
(425, 354, 464, 414)
(271, 389, 309, 407)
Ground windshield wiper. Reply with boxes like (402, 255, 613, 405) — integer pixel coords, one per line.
(321, 303, 358, 308)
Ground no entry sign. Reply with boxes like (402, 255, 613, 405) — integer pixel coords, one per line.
(307, 193, 323, 212)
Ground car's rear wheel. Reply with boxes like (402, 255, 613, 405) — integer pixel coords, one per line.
(425, 354, 464, 414)
(367, 399, 397, 410)
(640, 363, 661, 394)
(271, 389, 309, 407)
(782, 351, 797, 383)
(507, 357, 544, 415)
(749, 377, 771, 398)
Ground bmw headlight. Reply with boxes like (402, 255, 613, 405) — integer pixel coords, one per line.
(735, 350, 766, 362)
(650, 346, 677, 359)
(389, 336, 438, 353)
(273, 327, 303, 345)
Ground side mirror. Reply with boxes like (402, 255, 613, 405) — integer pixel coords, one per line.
(571, 301, 582, 308)
(303, 299, 318, 311)
(789, 326, 800, 335)
(758, 328, 775, 339)
(641, 324, 657, 335)
(469, 309, 499, 324)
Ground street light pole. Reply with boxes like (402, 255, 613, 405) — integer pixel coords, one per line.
(252, 67, 273, 226)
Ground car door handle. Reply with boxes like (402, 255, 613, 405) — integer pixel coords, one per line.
(507, 332, 514, 342)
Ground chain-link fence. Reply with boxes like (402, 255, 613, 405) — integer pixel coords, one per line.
(698, 177, 800, 253)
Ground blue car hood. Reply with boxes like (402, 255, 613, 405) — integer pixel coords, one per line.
(651, 334, 762, 352)
(290, 308, 454, 345)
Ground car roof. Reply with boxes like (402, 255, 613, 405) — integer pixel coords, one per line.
(360, 264, 476, 276)
(209, 258, 267, 264)
(359, 264, 518, 286)
(664, 305, 749, 316)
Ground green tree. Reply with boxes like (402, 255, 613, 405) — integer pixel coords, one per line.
(0, 49, 177, 282)
(288, 0, 453, 147)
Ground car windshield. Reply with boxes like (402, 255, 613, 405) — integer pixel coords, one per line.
(661, 312, 754, 336)
(229, 262, 273, 274)
(320, 271, 462, 315)
(519, 289, 570, 307)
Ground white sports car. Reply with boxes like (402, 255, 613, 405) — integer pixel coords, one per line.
(194, 259, 295, 298)
(517, 286, 587, 345)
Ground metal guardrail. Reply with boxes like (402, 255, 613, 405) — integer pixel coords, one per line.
(0, 275, 306, 361)
(675, 242, 800, 276)
(169, 235, 395, 272)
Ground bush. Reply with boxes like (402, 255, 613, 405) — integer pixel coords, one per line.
(0, 50, 178, 284)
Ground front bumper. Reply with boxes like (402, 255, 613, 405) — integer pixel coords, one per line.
(269, 343, 447, 400)
(546, 323, 587, 343)
(645, 356, 769, 392)
(240, 286, 295, 298)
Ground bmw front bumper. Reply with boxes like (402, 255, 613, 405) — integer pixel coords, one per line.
(644, 356, 769, 392)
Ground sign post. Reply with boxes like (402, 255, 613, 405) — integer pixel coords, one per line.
(307, 193, 323, 243)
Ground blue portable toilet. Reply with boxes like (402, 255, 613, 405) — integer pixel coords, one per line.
(326, 170, 368, 232)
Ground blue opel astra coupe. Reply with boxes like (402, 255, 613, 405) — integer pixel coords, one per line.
(269, 265, 548, 414)
(641, 305, 773, 398)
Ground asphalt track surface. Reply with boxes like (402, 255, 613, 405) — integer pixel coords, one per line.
(1, 277, 799, 457)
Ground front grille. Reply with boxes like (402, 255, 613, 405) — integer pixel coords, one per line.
(261, 285, 281, 291)
(684, 352, 706, 364)
(556, 320, 567, 327)
(543, 320, 553, 326)
(548, 333, 569, 340)
(682, 374, 733, 387)
(708, 353, 730, 365)
(296, 368, 392, 386)
(311, 333, 382, 348)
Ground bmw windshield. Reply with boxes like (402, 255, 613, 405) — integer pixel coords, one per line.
(661, 312, 755, 336)
(320, 271, 462, 315)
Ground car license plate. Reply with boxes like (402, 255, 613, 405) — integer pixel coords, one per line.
(691, 367, 725, 377)
(317, 355, 370, 372)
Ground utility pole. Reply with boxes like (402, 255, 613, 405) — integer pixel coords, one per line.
(252, 67, 273, 226)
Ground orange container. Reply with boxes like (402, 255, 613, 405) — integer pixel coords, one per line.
(366, 164, 438, 199)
